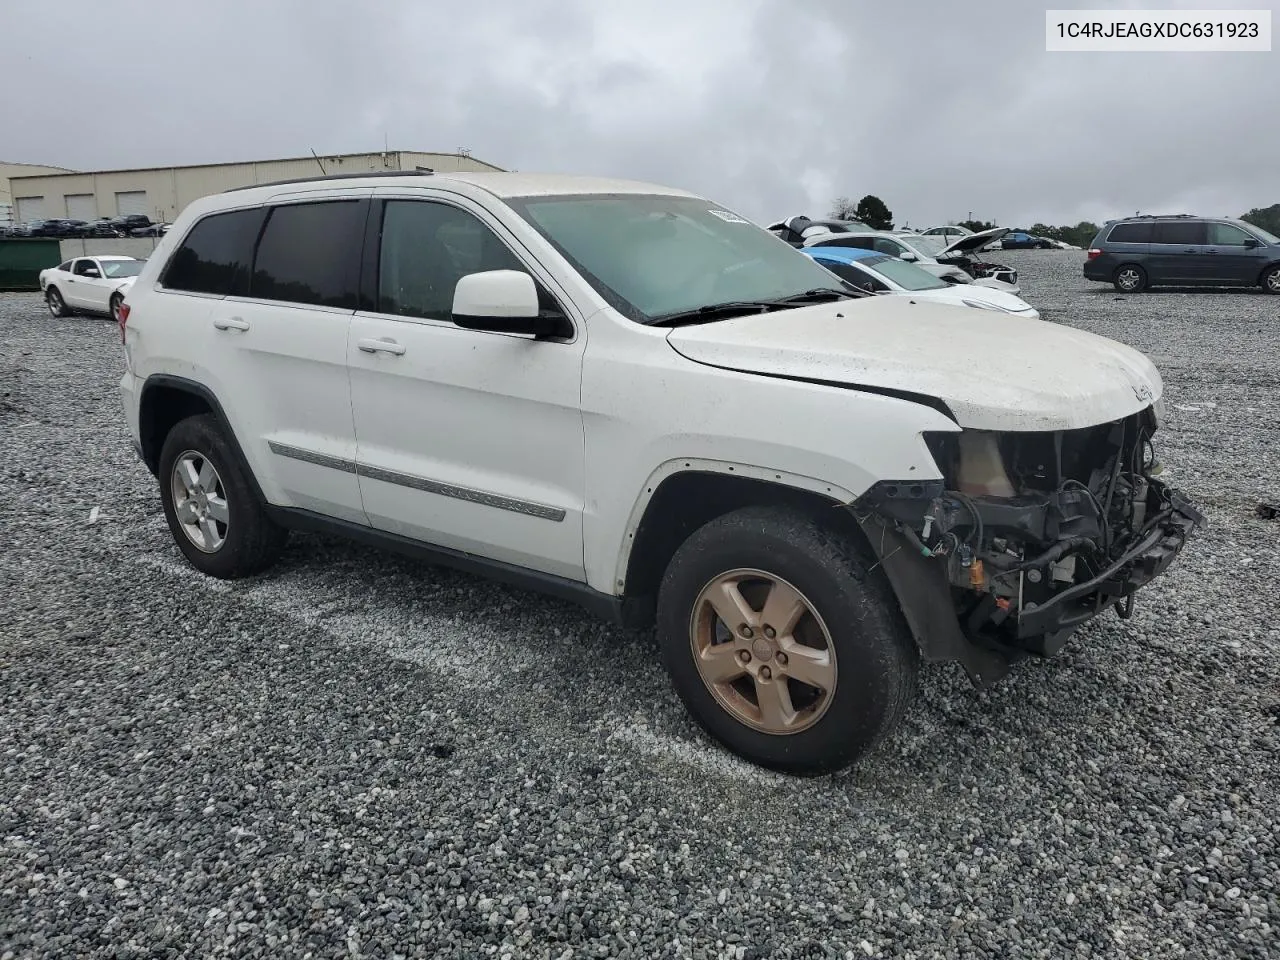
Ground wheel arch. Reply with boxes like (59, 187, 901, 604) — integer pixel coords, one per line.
(617, 462, 858, 611)
(615, 460, 1011, 688)
(1256, 260, 1280, 286)
(138, 375, 267, 505)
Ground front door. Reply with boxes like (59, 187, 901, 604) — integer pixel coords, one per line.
(65, 259, 101, 308)
(347, 195, 587, 581)
(1203, 221, 1267, 285)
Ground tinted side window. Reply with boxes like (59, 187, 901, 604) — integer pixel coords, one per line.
(823, 261, 882, 290)
(872, 238, 904, 256)
(377, 200, 527, 320)
(163, 208, 267, 296)
(57, 260, 72, 271)
(1207, 222, 1253, 245)
(250, 201, 365, 308)
(1106, 222, 1153, 243)
(1152, 221, 1206, 245)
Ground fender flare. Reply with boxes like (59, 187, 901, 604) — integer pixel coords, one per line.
(610, 456, 860, 592)
(138, 374, 269, 505)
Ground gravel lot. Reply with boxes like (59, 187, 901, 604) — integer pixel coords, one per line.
(2, 252, 1278, 960)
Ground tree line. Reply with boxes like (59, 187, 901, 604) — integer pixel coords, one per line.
(828, 196, 1280, 249)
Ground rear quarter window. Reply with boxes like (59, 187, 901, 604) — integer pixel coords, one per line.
(1105, 222, 1153, 243)
(162, 208, 267, 296)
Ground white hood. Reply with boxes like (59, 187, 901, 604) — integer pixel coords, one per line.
(666, 298, 1162, 432)
(907, 284, 1038, 317)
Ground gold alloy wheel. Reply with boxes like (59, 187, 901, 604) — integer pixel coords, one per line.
(689, 568, 838, 735)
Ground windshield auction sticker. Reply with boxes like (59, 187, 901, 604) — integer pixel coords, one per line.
(1046, 9, 1271, 51)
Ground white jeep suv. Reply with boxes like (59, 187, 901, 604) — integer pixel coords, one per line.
(118, 171, 1204, 775)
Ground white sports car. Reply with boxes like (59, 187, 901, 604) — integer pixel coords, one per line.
(38, 255, 145, 322)
(803, 246, 1040, 319)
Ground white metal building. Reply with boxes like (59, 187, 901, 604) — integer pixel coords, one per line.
(1, 161, 77, 226)
(6, 150, 505, 225)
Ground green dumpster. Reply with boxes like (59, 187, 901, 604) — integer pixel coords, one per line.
(0, 239, 63, 291)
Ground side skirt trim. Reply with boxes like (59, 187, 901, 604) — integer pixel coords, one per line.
(266, 440, 567, 522)
(264, 505, 624, 625)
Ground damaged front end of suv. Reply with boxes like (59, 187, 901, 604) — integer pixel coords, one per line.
(853, 405, 1206, 687)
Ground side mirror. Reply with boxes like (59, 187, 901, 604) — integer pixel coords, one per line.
(451, 269, 569, 338)
(1242, 238, 1260, 249)
(83, 268, 101, 278)
(899, 251, 918, 261)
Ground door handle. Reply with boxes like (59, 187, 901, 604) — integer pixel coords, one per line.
(213, 317, 250, 331)
(357, 337, 406, 355)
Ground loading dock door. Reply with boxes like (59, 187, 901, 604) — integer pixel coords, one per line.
(114, 191, 148, 217)
(66, 194, 97, 220)
(15, 196, 45, 222)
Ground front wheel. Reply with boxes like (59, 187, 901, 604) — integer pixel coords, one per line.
(1262, 265, 1280, 295)
(158, 414, 288, 578)
(46, 287, 70, 317)
(656, 506, 918, 776)
(1114, 265, 1147, 293)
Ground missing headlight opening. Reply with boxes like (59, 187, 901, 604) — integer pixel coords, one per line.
(854, 407, 1206, 687)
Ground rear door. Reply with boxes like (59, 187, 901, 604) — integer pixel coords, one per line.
(157, 198, 369, 525)
(1204, 221, 1265, 285)
(1148, 220, 1208, 284)
(217, 195, 371, 525)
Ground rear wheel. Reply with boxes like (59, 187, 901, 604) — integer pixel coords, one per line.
(1262, 265, 1280, 295)
(46, 287, 69, 317)
(1114, 265, 1147, 293)
(158, 414, 287, 578)
(656, 505, 918, 776)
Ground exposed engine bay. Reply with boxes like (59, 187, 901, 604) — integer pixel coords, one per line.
(854, 406, 1206, 685)
(937, 254, 1019, 287)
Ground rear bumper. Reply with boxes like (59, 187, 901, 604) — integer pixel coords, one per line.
(1083, 260, 1110, 281)
(1016, 491, 1205, 638)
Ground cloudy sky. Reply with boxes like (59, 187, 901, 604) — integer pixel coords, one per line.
(4, 0, 1277, 228)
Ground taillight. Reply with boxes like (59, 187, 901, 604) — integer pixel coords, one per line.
(117, 302, 130, 343)
(1086, 248, 1103, 260)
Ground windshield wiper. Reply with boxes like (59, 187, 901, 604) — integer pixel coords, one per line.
(648, 288, 860, 327)
(766, 287, 860, 304)
(647, 301, 776, 327)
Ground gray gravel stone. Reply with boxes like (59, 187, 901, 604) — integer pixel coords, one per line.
(2, 253, 1278, 959)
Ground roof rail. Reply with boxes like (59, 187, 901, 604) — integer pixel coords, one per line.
(1119, 213, 1197, 220)
(223, 169, 432, 193)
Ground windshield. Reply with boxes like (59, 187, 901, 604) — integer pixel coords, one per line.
(901, 234, 947, 256)
(860, 255, 949, 291)
(1236, 220, 1280, 244)
(101, 260, 143, 278)
(506, 193, 850, 323)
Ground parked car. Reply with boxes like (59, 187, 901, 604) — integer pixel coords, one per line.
(39, 255, 145, 322)
(802, 246, 1040, 319)
(118, 170, 1203, 776)
(766, 215, 875, 247)
(919, 224, 974, 241)
(1001, 232, 1054, 250)
(1084, 214, 1280, 294)
(803, 228, 1021, 289)
(81, 220, 125, 238)
(129, 222, 169, 237)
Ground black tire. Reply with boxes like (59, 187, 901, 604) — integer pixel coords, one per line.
(1261, 265, 1280, 295)
(158, 413, 287, 578)
(656, 505, 918, 776)
(46, 287, 70, 317)
(110, 292, 124, 323)
(1113, 264, 1147, 293)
